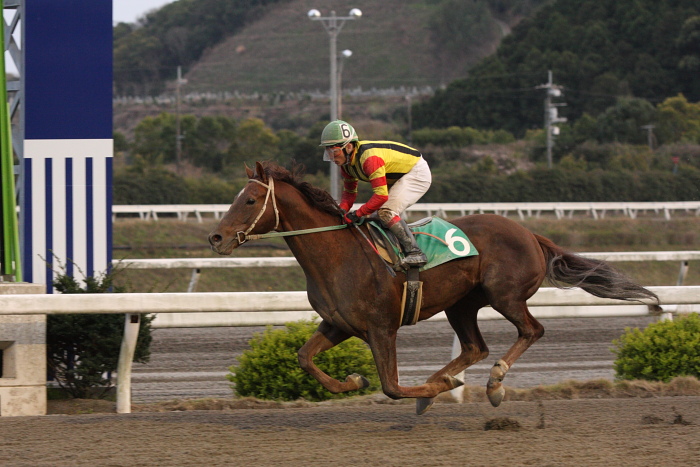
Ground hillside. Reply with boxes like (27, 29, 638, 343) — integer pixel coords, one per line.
(111, 0, 700, 194)
(414, 0, 700, 135)
(183, 0, 499, 94)
(114, 0, 549, 96)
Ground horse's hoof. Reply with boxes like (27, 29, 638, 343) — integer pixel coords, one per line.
(346, 373, 370, 389)
(416, 397, 434, 415)
(486, 384, 506, 407)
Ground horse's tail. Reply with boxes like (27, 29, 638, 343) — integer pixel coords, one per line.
(535, 234, 659, 305)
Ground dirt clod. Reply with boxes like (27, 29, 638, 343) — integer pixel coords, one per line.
(484, 417, 522, 431)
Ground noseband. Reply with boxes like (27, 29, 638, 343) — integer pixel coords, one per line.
(236, 178, 280, 245)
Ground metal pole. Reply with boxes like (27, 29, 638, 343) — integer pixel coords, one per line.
(337, 55, 345, 120)
(329, 12, 338, 121)
(406, 94, 413, 144)
(309, 8, 361, 201)
(641, 124, 655, 151)
(328, 12, 340, 200)
(0, 1, 21, 281)
(176, 66, 183, 175)
(545, 71, 552, 169)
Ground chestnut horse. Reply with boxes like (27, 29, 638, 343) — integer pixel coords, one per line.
(209, 161, 658, 414)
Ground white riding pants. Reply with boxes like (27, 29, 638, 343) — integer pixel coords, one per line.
(379, 157, 431, 219)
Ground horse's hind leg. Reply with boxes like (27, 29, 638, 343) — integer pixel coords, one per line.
(416, 296, 490, 414)
(486, 300, 544, 407)
(297, 320, 370, 394)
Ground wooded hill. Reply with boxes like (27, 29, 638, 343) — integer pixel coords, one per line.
(115, 0, 700, 140)
(113, 0, 548, 96)
(112, 0, 700, 206)
(414, 0, 700, 135)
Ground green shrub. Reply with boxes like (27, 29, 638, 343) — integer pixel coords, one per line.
(612, 313, 700, 382)
(228, 320, 379, 401)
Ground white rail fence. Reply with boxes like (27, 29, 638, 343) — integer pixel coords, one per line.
(1, 286, 699, 414)
(112, 201, 700, 222)
(115, 250, 699, 301)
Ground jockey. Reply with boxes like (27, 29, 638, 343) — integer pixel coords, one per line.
(320, 119, 432, 268)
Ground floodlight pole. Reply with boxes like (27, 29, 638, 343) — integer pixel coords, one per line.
(337, 49, 352, 119)
(308, 9, 361, 200)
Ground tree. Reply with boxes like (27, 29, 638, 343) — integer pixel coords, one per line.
(132, 113, 177, 164)
(429, 0, 500, 58)
(594, 97, 657, 145)
(187, 116, 237, 171)
(655, 94, 700, 144)
(230, 118, 280, 167)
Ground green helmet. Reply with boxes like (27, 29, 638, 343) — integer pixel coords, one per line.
(319, 120, 358, 147)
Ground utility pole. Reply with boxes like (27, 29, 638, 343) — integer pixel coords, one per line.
(175, 66, 187, 175)
(406, 94, 413, 144)
(641, 124, 655, 151)
(537, 71, 567, 168)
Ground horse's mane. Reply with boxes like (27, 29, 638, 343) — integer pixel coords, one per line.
(259, 161, 343, 217)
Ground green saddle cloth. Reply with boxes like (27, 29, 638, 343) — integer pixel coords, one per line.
(369, 217, 478, 271)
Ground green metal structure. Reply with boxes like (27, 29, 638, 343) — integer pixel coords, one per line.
(1, 0, 22, 281)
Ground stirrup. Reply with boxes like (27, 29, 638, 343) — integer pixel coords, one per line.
(403, 251, 427, 267)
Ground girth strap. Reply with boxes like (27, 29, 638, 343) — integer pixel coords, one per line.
(400, 267, 423, 326)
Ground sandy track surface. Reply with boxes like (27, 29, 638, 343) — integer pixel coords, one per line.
(1, 396, 698, 466)
(4, 316, 698, 466)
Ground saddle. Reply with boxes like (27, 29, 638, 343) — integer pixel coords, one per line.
(365, 217, 478, 326)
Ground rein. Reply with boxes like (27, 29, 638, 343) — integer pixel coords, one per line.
(236, 177, 349, 244)
(238, 175, 395, 277)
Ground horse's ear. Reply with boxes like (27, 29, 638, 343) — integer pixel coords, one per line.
(245, 163, 254, 179)
(255, 161, 268, 183)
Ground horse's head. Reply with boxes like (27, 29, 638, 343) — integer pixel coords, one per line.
(208, 161, 279, 255)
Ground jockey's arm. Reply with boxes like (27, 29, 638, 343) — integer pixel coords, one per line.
(339, 171, 358, 213)
(355, 157, 389, 217)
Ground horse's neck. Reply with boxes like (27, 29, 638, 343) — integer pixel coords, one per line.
(276, 193, 355, 273)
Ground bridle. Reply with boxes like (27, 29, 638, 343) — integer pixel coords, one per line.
(236, 178, 280, 245)
(235, 176, 348, 245)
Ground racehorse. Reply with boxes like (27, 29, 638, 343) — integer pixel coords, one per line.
(208, 161, 659, 414)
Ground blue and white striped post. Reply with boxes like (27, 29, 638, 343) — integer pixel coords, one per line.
(21, 1, 112, 292)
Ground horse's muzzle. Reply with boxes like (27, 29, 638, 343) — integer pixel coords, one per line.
(208, 232, 221, 247)
(208, 232, 230, 255)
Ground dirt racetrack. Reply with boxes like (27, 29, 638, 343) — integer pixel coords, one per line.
(3, 317, 699, 465)
(1, 396, 699, 466)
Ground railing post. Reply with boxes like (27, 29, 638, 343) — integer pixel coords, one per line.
(677, 260, 689, 286)
(450, 333, 465, 403)
(116, 313, 140, 414)
(187, 268, 201, 293)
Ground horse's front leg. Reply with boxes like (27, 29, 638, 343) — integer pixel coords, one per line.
(298, 320, 370, 394)
(367, 328, 463, 413)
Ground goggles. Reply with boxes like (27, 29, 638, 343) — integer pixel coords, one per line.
(323, 142, 350, 162)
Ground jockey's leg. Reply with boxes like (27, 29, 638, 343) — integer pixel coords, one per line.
(378, 209, 427, 268)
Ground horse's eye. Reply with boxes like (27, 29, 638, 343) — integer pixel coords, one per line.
(246, 198, 255, 205)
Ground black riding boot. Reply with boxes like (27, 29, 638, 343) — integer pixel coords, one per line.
(389, 219, 428, 268)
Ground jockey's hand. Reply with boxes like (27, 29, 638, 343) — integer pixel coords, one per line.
(345, 210, 362, 224)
